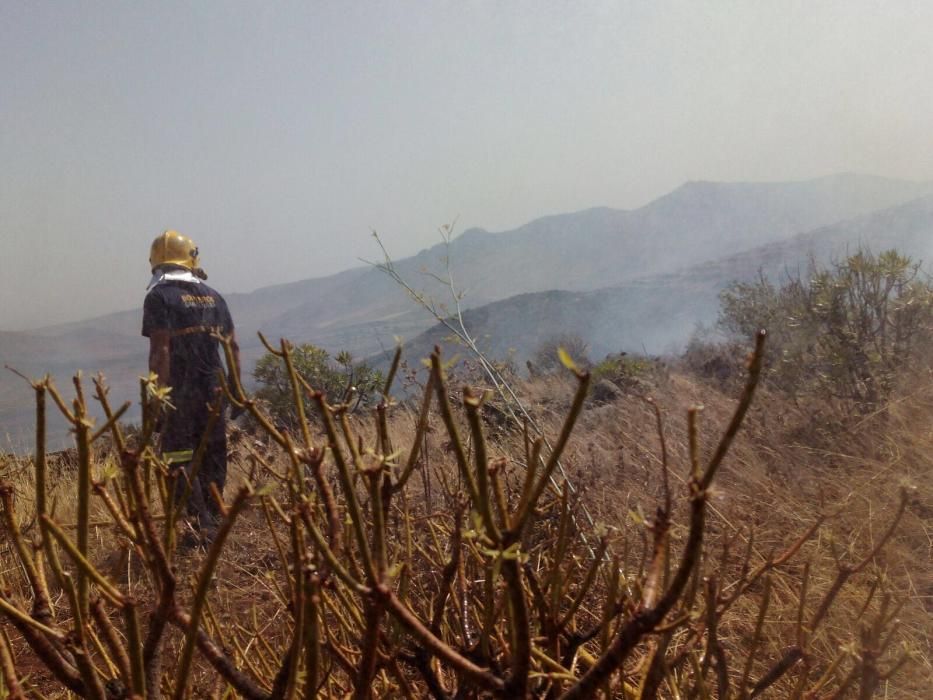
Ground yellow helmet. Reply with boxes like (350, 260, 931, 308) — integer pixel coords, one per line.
(149, 230, 200, 272)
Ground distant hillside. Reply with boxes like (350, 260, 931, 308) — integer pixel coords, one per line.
(28, 173, 933, 352)
(398, 194, 933, 365)
(3, 174, 932, 449)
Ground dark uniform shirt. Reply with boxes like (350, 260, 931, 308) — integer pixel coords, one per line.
(142, 278, 234, 522)
(141, 280, 234, 398)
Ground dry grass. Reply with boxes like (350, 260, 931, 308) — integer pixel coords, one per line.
(456, 359, 932, 697)
(370, 356, 926, 695)
(0, 342, 929, 698)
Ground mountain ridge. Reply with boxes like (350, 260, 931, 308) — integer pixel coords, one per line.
(396, 192, 933, 365)
(3, 173, 932, 448)
(21, 172, 932, 338)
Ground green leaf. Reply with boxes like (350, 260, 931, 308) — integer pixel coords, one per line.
(254, 483, 276, 497)
(558, 347, 578, 372)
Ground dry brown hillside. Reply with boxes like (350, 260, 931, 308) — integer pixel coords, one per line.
(0, 338, 929, 697)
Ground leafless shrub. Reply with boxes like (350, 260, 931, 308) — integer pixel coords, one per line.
(0, 332, 917, 698)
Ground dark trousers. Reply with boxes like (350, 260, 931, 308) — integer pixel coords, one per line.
(162, 391, 227, 525)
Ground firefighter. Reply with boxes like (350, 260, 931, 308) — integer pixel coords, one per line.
(142, 230, 240, 546)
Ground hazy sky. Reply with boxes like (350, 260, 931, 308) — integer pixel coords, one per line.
(3, 1, 933, 330)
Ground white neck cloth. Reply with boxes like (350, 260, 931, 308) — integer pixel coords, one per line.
(146, 269, 201, 290)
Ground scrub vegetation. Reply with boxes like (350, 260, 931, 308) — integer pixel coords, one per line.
(0, 251, 930, 698)
(713, 250, 933, 407)
(253, 344, 384, 426)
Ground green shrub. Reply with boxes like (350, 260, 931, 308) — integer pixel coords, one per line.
(591, 352, 654, 386)
(253, 343, 383, 427)
(719, 249, 933, 406)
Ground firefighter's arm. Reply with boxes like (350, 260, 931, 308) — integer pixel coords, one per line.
(148, 330, 171, 388)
